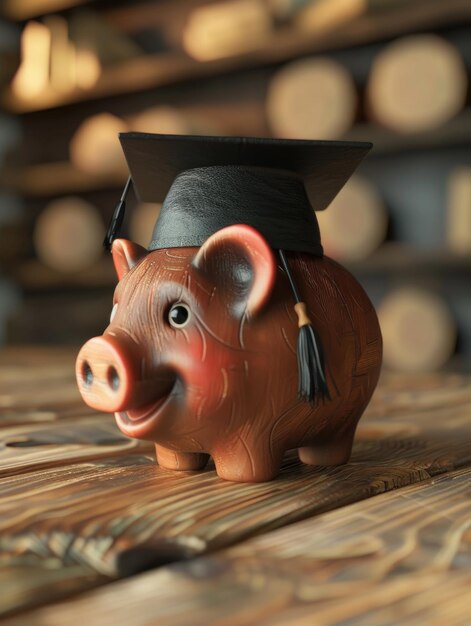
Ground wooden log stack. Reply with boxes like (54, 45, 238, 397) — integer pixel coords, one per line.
(317, 175, 388, 260)
(296, 0, 429, 33)
(69, 113, 129, 176)
(129, 202, 161, 249)
(366, 34, 468, 133)
(182, 0, 274, 60)
(33, 197, 104, 274)
(447, 167, 471, 255)
(378, 287, 458, 372)
(266, 57, 358, 139)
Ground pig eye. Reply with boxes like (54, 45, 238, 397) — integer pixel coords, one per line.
(168, 303, 191, 328)
(110, 303, 118, 323)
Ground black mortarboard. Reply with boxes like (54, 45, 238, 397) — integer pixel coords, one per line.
(115, 133, 371, 256)
(105, 132, 372, 405)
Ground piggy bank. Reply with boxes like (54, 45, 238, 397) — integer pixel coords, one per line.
(76, 133, 382, 482)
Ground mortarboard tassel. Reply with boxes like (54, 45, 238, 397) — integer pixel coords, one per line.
(103, 176, 133, 251)
(279, 249, 329, 404)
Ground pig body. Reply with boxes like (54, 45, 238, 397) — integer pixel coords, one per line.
(77, 224, 382, 482)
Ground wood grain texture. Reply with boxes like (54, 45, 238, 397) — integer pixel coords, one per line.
(0, 403, 95, 428)
(0, 385, 95, 427)
(0, 349, 470, 619)
(0, 559, 108, 618)
(0, 346, 96, 426)
(8, 467, 469, 626)
(0, 397, 470, 617)
(0, 416, 152, 477)
(80, 239, 382, 481)
(0, 456, 153, 616)
(368, 371, 471, 415)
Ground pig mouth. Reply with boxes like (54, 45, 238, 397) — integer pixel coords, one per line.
(116, 378, 177, 431)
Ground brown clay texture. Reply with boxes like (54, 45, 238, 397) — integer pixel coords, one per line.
(76, 228, 382, 482)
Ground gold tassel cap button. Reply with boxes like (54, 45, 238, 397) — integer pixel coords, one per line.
(294, 302, 312, 328)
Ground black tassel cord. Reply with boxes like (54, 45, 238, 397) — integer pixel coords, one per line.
(279, 249, 329, 404)
(103, 176, 133, 251)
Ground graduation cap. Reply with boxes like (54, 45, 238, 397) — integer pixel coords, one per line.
(104, 133, 372, 404)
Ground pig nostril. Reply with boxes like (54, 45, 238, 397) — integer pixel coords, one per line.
(107, 366, 120, 391)
(81, 362, 93, 387)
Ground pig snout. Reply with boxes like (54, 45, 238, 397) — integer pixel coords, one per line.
(76, 334, 170, 413)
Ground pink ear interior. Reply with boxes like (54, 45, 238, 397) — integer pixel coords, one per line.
(193, 224, 276, 318)
(112, 239, 148, 280)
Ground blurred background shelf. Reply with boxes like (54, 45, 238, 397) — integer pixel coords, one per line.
(348, 245, 471, 277)
(0, 161, 126, 197)
(345, 110, 471, 156)
(12, 258, 115, 292)
(2, 109, 471, 197)
(0, 0, 93, 21)
(0, 0, 471, 370)
(2, 0, 471, 114)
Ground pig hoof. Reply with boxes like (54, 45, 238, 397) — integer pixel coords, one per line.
(155, 445, 210, 471)
(298, 438, 354, 467)
(212, 454, 281, 482)
(214, 465, 281, 482)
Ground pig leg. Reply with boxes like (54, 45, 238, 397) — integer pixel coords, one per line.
(298, 426, 356, 467)
(155, 445, 210, 471)
(212, 440, 284, 482)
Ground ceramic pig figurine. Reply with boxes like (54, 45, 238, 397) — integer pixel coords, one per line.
(76, 133, 382, 482)
(77, 224, 381, 482)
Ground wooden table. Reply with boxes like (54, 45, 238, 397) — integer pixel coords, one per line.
(0, 347, 470, 625)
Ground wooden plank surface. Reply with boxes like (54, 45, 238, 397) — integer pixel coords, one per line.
(0, 416, 152, 477)
(368, 370, 471, 414)
(0, 560, 108, 619)
(0, 456, 153, 616)
(7, 467, 468, 626)
(0, 346, 77, 367)
(0, 349, 470, 621)
(0, 400, 470, 616)
(0, 346, 96, 426)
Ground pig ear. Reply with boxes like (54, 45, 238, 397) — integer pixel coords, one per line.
(112, 239, 148, 280)
(193, 224, 276, 318)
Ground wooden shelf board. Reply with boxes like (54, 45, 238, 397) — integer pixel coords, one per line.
(0, 161, 127, 197)
(348, 243, 471, 276)
(13, 258, 117, 291)
(0, 0, 92, 21)
(3, 0, 471, 113)
(345, 110, 471, 156)
(2, 108, 471, 198)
